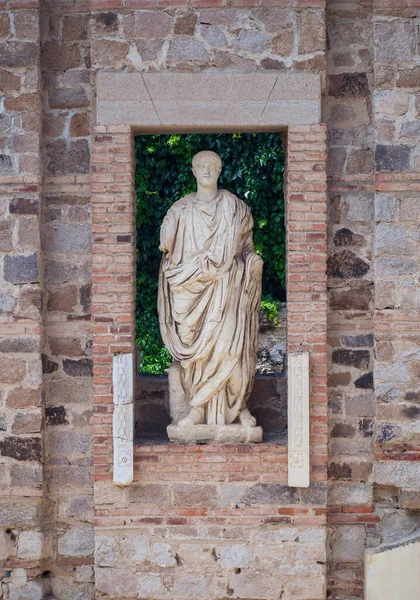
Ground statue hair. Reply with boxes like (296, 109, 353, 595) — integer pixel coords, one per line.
(192, 150, 222, 170)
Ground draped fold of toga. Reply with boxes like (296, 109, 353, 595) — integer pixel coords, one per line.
(158, 189, 262, 425)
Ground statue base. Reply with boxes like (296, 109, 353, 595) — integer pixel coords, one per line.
(167, 424, 263, 444)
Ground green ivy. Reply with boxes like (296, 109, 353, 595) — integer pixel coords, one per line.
(135, 133, 285, 374)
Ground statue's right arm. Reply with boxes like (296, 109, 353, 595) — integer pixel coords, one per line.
(159, 210, 177, 254)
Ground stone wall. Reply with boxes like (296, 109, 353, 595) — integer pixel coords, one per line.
(0, 0, 419, 599)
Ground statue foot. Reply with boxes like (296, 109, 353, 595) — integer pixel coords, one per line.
(239, 408, 256, 428)
(177, 407, 205, 427)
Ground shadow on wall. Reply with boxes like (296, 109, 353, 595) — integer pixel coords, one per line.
(134, 373, 288, 443)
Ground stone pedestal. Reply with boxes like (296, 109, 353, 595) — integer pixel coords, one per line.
(167, 424, 263, 444)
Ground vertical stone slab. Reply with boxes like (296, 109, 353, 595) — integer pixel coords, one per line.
(288, 351, 310, 488)
(113, 354, 134, 486)
(365, 541, 420, 599)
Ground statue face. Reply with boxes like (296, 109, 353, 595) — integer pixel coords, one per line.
(192, 159, 221, 189)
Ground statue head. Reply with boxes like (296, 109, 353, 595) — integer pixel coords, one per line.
(192, 151, 222, 190)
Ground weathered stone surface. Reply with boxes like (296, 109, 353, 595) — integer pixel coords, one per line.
(298, 10, 324, 53)
(46, 377, 92, 405)
(330, 525, 365, 562)
(375, 258, 417, 276)
(0, 293, 16, 313)
(9, 580, 45, 600)
(374, 21, 416, 62)
(124, 11, 172, 38)
(10, 198, 38, 217)
(201, 25, 227, 47)
(45, 259, 90, 284)
(234, 29, 268, 53)
(0, 42, 38, 68)
(0, 337, 39, 353)
(70, 112, 89, 137)
(260, 57, 285, 71)
(240, 483, 298, 506)
(397, 67, 420, 88)
(328, 251, 370, 278)
(168, 38, 209, 62)
(12, 412, 42, 434)
(10, 463, 42, 487)
(0, 154, 13, 173)
(95, 568, 138, 598)
(46, 139, 90, 175)
(0, 502, 39, 528)
(375, 194, 395, 222)
(330, 285, 373, 310)
(63, 358, 93, 377)
(0, 437, 41, 461)
(331, 422, 356, 438)
(375, 224, 408, 256)
(58, 526, 94, 557)
(6, 386, 40, 409)
(42, 41, 81, 71)
(153, 541, 177, 567)
(332, 349, 370, 369)
(17, 531, 43, 560)
(375, 90, 409, 116)
(96, 535, 119, 567)
(342, 334, 374, 348)
(62, 14, 90, 41)
(175, 13, 197, 35)
(92, 12, 119, 34)
(0, 69, 20, 91)
(49, 88, 89, 110)
(354, 372, 374, 390)
(329, 73, 369, 99)
(375, 145, 411, 171)
(173, 484, 218, 508)
(272, 26, 294, 57)
(49, 430, 90, 456)
(45, 223, 91, 254)
(4, 253, 39, 284)
(0, 357, 26, 384)
(120, 533, 149, 563)
(128, 483, 169, 505)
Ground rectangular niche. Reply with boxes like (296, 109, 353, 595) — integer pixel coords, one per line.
(134, 132, 288, 444)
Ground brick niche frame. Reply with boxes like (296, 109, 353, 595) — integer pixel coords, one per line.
(91, 73, 328, 495)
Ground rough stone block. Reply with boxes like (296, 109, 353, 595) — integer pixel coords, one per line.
(330, 525, 365, 562)
(167, 38, 209, 62)
(375, 194, 396, 222)
(375, 224, 408, 256)
(95, 568, 138, 598)
(12, 412, 42, 434)
(96, 535, 119, 567)
(240, 483, 298, 506)
(328, 251, 370, 278)
(10, 463, 42, 487)
(63, 358, 93, 377)
(0, 293, 16, 313)
(375, 145, 411, 172)
(4, 253, 39, 284)
(46, 139, 90, 175)
(123, 11, 172, 38)
(173, 484, 218, 508)
(298, 10, 325, 53)
(374, 21, 416, 62)
(0, 436, 41, 461)
(375, 258, 417, 276)
(58, 526, 94, 557)
(0, 41, 38, 68)
(17, 531, 43, 560)
(0, 501, 40, 528)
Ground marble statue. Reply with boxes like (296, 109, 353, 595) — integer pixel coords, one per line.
(158, 150, 263, 443)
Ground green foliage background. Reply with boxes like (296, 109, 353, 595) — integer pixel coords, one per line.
(135, 133, 285, 374)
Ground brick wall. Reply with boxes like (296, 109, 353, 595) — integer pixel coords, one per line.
(0, 0, 419, 598)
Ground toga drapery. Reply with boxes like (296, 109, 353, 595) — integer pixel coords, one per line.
(158, 189, 262, 425)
